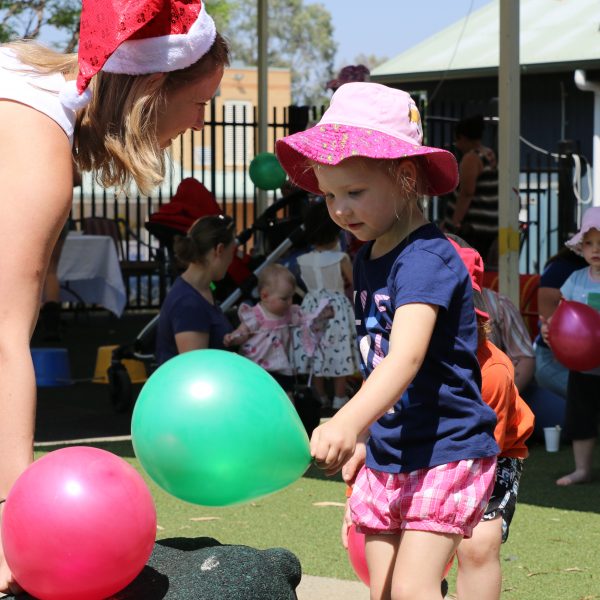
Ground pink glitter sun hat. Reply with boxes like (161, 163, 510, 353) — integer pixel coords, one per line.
(275, 82, 458, 197)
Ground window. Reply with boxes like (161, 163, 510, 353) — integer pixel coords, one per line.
(194, 146, 212, 167)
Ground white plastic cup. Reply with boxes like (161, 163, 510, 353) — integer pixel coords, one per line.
(543, 426, 561, 452)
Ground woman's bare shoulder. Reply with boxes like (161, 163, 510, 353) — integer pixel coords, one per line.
(0, 100, 73, 196)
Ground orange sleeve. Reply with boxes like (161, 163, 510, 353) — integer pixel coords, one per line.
(480, 359, 513, 452)
(479, 341, 535, 458)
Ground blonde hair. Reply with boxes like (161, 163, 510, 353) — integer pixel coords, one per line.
(477, 314, 490, 348)
(5, 34, 230, 195)
(378, 157, 427, 200)
(309, 155, 426, 203)
(257, 264, 296, 293)
(4, 40, 77, 73)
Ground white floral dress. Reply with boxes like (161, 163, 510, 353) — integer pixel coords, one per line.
(294, 250, 360, 377)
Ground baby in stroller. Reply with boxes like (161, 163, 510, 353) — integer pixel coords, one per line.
(224, 263, 333, 435)
(224, 264, 332, 386)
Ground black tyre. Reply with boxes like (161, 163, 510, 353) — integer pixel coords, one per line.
(292, 385, 321, 437)
(107, 363, 133, 413)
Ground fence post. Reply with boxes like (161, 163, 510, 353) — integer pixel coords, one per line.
(557, 140, 579, 244)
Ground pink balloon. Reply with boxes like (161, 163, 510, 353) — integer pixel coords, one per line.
(347, 524, 454, 587)
(347, 524, 370, 586)
(2, 446, 156, 600)
(548, 300, 600, 372)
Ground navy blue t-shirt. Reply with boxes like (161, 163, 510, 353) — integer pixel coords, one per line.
(354, 223, 498, 473)
(155, 277, 233, 365)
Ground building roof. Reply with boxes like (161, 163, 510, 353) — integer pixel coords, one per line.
(371, 0, 600, 83)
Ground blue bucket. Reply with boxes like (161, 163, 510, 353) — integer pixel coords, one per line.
(31, 348, 73, 387)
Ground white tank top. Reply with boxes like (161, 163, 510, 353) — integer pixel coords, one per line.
(297, 250, 346, 293)
(0, 47, 75, 146)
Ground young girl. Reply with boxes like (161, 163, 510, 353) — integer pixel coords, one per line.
(155, 215, 236, 365)
(276, 82, 499, 599)
(295, 200, 360, 409)
(0, 2, 228, 590)
(544, 207, 600, 486)
(223, 263, 331, 392)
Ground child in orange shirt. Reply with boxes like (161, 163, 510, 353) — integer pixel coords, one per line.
(449, 236, 534, 600)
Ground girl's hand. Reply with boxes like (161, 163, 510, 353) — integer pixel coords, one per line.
(341, 501, 353, 549)
(540, 315, 551, 345)
(322, 305, 335, 320)
(341, 442, 366, 485)
(223, 327, 249, 347)
(310, 415, 358, 475)
(223, 333, 234, 347)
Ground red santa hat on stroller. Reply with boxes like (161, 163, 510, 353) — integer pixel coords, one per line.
(59, 0, 216, 110)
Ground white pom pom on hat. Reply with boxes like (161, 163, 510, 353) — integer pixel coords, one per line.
(60, 0, 216, 111)
(59, 80, 93, 111)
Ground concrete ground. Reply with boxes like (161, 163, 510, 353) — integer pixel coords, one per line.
(297, 575, 369, 600)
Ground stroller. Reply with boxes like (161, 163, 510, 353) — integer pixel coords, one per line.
(145, 178, 257, 303)
(106, 187, 313, 414)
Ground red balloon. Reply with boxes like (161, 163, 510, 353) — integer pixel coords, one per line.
(347, 524, 453, 587)
(2, 446, 156, 600)
(548, 300, 600, 371)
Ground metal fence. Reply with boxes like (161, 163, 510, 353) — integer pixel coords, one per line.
(73, 100, 577, 310)
(424, 111, 565, 275)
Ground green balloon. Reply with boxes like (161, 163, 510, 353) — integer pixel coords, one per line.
(131, 350, 311, 506)
(249, 152, 287, 190)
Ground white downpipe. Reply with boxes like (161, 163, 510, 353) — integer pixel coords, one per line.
(574, 70, 600, 206)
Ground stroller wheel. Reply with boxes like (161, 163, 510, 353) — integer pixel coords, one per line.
(107, 363, 133, 413)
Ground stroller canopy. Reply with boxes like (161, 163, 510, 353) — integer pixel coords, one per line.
(147, 178, 252, 287)
(148, 178, 221, 234)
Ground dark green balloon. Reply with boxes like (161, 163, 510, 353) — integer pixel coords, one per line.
(249, 152, 287, 190)
(131, 350, 311, 506)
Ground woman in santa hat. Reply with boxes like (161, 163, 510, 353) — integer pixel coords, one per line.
(0, 1, 228, 593)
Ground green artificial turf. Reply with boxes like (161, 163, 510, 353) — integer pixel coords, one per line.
(34, 438, 600, 599)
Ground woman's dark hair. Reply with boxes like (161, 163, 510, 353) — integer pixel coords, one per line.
(304, 200, 340, 246)
(174, 214, 235, 265)
(455, 114, 485, 141)
(544, 245, 588, 269)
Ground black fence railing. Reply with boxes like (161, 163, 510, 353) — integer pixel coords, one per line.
(425, 107, 582, 275)
(72, 101, 575, 310)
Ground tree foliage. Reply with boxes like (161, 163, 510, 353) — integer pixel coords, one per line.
(1, 0, 333, 105)
(223, 0, 336, 105)
(205, 0, 234, 31)
(0, 1, 81, 50)
(352, 53, 389, 72)
(0, 1, 232, 53)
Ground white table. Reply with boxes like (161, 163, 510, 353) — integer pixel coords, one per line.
(58, 232, 126, 317)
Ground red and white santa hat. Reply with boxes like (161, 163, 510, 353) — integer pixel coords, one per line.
(59, 0, 216, 110)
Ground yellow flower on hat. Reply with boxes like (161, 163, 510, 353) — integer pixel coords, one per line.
(409, 105, 421, 124)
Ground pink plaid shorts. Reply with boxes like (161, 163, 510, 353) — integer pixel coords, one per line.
(349, 457, 496, 539)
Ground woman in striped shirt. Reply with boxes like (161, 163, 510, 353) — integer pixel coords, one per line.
(444, 115, 499, 261)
